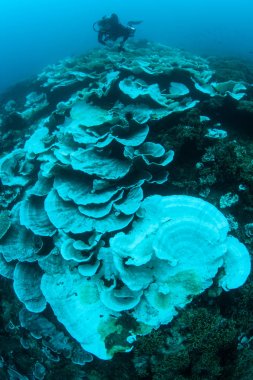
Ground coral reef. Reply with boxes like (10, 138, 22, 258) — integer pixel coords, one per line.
(0, 41, 253, 378)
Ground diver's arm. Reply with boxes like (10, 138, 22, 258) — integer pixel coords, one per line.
(122, 34, 129, 44)
(98, 31, 106, 45)
(118, 33, 129, 51)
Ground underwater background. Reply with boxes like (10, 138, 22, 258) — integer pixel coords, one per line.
(1, 1, 253, 380)
(1, 0, 253, 94)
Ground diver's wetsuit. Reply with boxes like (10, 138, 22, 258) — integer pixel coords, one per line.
(94, 14, 139, 51)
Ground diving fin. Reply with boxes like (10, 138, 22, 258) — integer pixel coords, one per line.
(127, 20, 143, 27)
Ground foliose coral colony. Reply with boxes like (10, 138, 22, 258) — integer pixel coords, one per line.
(0, 42, 252, 377)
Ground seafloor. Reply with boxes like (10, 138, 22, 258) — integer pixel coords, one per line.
(0, 41, 253, 379)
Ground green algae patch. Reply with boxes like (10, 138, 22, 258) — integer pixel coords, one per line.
(79, 282, 100, 305)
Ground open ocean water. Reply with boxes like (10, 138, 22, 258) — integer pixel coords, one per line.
(0, 0, 253, 93)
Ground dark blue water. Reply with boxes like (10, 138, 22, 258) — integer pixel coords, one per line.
(0, 0, 253, 94)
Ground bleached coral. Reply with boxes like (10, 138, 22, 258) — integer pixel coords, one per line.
(0, 42, 250, 362)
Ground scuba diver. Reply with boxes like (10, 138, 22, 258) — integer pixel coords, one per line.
(93, 13, 142, 51)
